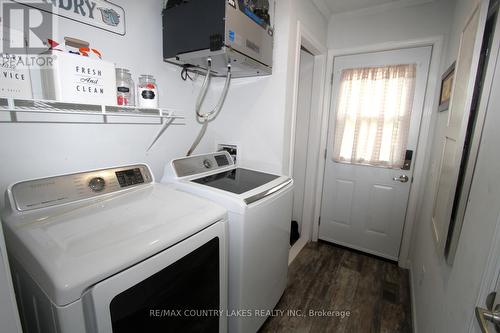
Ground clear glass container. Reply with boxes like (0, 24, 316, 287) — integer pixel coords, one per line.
(137, 74, 158, 108)
(115, 68, 135, 106)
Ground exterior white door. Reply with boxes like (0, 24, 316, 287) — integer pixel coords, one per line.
(319, 47, 432, 260)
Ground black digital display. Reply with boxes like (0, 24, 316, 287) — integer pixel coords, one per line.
(214, 154, 229, 167)
(116, 168, 144, 188)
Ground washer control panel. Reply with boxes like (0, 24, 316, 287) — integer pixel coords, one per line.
(172, 151, 234, 178)
(10, 164, 153, 212)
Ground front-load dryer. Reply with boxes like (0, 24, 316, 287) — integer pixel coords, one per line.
(1, 164, 228, 333)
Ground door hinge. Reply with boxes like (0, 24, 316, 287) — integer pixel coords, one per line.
(318, 217, 321, 225)
(324, 149, 327, 159)
(330, 73, 334, 85)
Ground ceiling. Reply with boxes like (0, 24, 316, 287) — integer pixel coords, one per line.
(322, 0, 403, 15)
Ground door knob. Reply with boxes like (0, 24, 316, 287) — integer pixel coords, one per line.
(393, 175, 409, 183)
(475, 307, 500, 333)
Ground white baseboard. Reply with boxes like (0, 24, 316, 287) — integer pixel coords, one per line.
(288, 237, 308, 265)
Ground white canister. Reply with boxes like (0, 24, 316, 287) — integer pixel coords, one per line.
(137, 74, 158, 108)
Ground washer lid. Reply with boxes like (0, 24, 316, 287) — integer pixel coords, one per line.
(191, 168, 279, 194)
(2, 184, 226, 306)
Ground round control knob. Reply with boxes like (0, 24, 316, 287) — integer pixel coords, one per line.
(88, 177, 106, 192)
(203, 159, 212, 169)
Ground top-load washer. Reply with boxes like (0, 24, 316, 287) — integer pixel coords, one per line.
(163, 152, 293, 333)
(1, 164, 228, 333)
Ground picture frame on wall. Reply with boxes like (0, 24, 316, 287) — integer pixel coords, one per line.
(438, 61, 456, 112)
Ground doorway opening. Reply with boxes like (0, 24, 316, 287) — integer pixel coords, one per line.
(288, 22, 327, 263)
(291, 46, 315, 247)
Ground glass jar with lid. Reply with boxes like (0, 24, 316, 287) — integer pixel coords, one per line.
(137, 74, 159, 108)
(115, 68, 135, 106)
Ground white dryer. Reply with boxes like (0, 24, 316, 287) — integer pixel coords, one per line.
(163, 152, 293, 333)
(1, 164, 228, 333)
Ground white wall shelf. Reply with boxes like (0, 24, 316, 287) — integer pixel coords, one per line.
(0, 98, 185, 124)
(0, 98, 185, 151)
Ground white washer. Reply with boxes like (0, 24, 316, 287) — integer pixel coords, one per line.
(163, 152, 293, 333)
(1, 164, 228, 333)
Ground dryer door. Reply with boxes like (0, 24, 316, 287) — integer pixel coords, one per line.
(82, 221, 227, 333)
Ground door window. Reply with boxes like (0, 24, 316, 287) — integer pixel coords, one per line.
(333, 64, 417, 168)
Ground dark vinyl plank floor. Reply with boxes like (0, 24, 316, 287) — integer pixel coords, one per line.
(259, 241, 412, 333)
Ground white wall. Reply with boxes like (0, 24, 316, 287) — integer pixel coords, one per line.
(327, 0, 454, 50)
(208, 0, 327, 175)
(407, 0, 500, 332)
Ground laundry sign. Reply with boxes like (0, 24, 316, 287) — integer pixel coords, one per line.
(12, 0, 126, 35)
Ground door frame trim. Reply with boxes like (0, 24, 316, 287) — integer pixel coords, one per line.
(311, 36, 445, 269)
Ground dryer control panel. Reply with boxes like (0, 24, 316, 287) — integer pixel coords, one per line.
(10, 165, 153, 212)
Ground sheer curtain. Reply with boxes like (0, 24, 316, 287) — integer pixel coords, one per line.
(332, 64, 417, 168)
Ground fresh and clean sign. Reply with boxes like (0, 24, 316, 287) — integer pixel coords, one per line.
(41, 52, 116, 105)
(74, 65, 104, 94)
(13, 0, 126, 35)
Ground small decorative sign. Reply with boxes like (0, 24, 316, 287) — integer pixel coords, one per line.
(0, 27, 33, 99)
(41, 52, 116, 105)
(12, 0, 126, 36)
